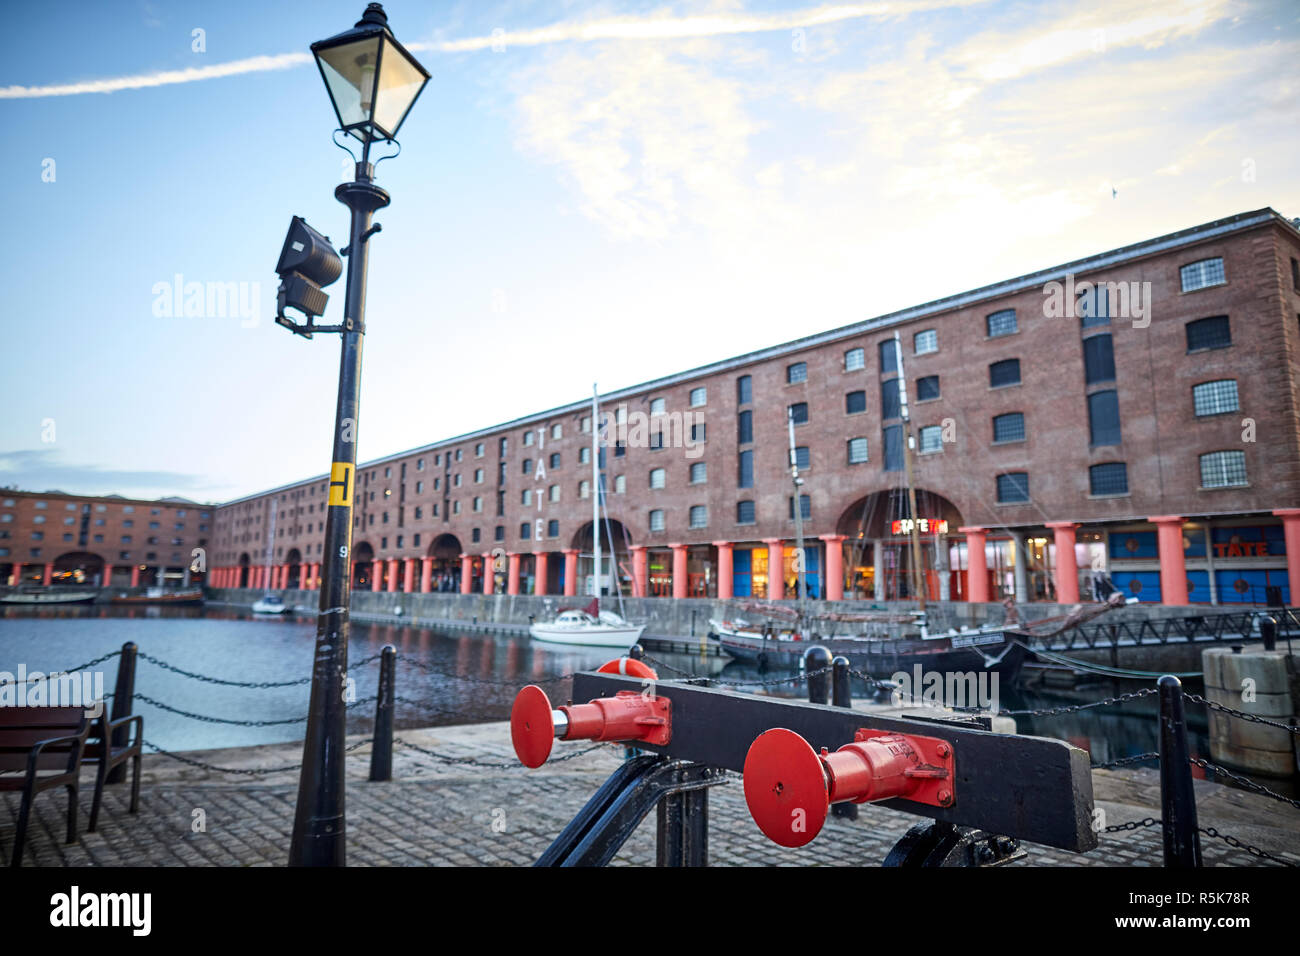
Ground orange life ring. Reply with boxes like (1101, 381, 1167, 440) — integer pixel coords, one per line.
(597, 657, 657, 680)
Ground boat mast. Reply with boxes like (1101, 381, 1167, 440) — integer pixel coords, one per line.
(894, 330, 925, 612)
(787, 406, 809, 628)
(264, 500, 277, 593)
(591, 383, 601, 607)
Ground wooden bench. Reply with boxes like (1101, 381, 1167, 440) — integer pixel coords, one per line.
(0, 706, 91, 866)
(0, 704, 143, 865)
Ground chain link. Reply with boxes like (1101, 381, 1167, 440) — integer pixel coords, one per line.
(0, 650, 123, 685)
(1189, 757, 1300, 809)
(1091, 752, 1159, 770)
(141, 737, 371, 777)
(1185, 692, 1300, 736)
(392, 735, 609, 769)
(1199, 826, 1298, 867)
(1103, 816, 1161, 833)
(132, 693, 377, 726)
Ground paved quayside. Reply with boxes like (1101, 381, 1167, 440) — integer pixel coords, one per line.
(3, 722, 1297, 867)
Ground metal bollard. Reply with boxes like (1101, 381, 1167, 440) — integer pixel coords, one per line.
(369, 646, 396, 782)
(1259, 616, 1276, 652)
(106, 642, 137, 784)
(1157, 675, 1202, 867)
(831, 655, 858, 820)
(629, 643, 645, 661)
(805, 645, 831, 705)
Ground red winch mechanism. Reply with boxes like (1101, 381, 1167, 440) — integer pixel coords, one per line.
(511, 659, 669, 768)
(743, 727, 956, 848)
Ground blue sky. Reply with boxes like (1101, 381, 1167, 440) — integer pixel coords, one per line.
(1, 0, 1296, 504)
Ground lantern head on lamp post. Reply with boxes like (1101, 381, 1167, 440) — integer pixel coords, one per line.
(311, 2, 430, 162)
(287, 3, 429, 868)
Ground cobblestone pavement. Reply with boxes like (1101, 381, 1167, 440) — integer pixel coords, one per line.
(3, 722, 1297, 867)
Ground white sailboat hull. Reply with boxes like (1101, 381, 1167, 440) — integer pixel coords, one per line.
(528, 622, 646, 647)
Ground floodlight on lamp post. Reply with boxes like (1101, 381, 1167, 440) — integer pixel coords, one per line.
(286, 2, 429, 868)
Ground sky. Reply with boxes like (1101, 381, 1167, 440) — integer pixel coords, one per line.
(1, 0, 1296, 505)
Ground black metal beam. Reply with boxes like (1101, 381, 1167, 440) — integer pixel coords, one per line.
(573, 672, 1098, 852)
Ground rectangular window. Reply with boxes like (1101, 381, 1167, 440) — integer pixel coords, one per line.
(614, 474, 626, 494)
(997, 473, 1030, 503)
(915, 375, 940, 401)
(650, 397, 666, 415)
(650, 431, 664, 450)
(690, 462, 706, 484)
(1180, 257, 1225, 292)
(787, 362, 807, 384)
(737, 375, 752, 405)
(918, 425, 944, 453)
(551, 424, 562, 439)
(989, 359, 1021, 388)
(793, 446, 810, 469)
(690, 387, 707, 407)
(1192, 379, 1239, 416)
(1186, 316, 1231, 351)
(1088, 390, 1122, 446)
(883, 425, 903, 472)
(579, 446, 590, 464)
(788, 495, 811, 520)
(847, 437, 868, 464)
(523, 431, 533, 446)
(737, 409, 753, 444)
(880, 379, 900, 419)
(1089, 462, 1129, 496)
(1292, 257, 1299, 292)
(986, 309, 1017, 337)
(845, 390, 866, 414)
(844, 347, 865, 371)
(689, 505, 708, 529)
(879, 339, 898, 375)
(738, 450, 754, 489)
(1079, 284, 1110, 328)
(737, 500, 756, 524)
(650, 468, 666, 489)
(520, 522, 530, 539)
(579, 480, 590, 499)
(547, 519, 559, 537)
(788, 402, 808, 425)
(914, 329, 937, 355)
(649, 510, 665, 532)
(992, 412, 1025, 443)
(475, 443, 484, 457)
(1083, 334, 1115, 384)
(690, 423, 706, 442)
(1199, 450, 1247, 488)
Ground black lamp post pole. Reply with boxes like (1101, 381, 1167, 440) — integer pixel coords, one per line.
(289, 153, 390, 866)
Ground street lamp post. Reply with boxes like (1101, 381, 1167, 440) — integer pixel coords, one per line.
(283, 2, 429, 867)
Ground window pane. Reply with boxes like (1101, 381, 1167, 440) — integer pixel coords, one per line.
(919, 425, 943, 453)
(689, 505, 708, 528)
(986, 309, 1017, 337)
(1199, 450, 1246, 487)
(915, 375, 939, 401)
(794, 446, 810, 469)
(787, 362, 807, 384)
(1186, 316, 1231, 351)
(650, 468, 665, 489)
(739, 450, 754, 488)
(1180, 257, 1225, 292)
(883, 425, 903, 471)
(846, 390, 866, 414)
(649, 510, 665, 531)
(881, 379, 900, 419)
(737, 500, 756, 524)
(789, 402, 808, 425)
(847, 437, 868, 464)
(1089, 463, 1128, 495)
(738, 409, 753, 444)
(997, 472, 1029, 502)
(690, 387, 707, 407)
(737, 375, 752, 404)
(992, 412, 1025, 443)
(1083, 334, 1115, 384)
(1079, 285, 1110, 328)
(879, 339, 898, 375)
(1192, 379, 1239, 416)
(650, 398, 665, 414)
(690, 462, 707, 483)
(914, 329, 937, 354)
(989, 359, 1020, 387)
(1088, 390, 1122, 446)
(844, 348, 865, 371)
(788, 495, 811, 519)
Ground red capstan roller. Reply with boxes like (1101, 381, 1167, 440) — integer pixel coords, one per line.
(743, 727, 956, 848)
(510, 659, 668, 768)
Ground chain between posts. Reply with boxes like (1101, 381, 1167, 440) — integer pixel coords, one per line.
(141, 737, 372, 777)
(1189, 757, 1300, 809)
(0, 650, 123, 685)
(392, 735, 609, 768)
(1198, 826, 1298, 867)
(136, 651, 384, 687)
(1184, 692, 1300, 735)
(132, 693, 379, 726)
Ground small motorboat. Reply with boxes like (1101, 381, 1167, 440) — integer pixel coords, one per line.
(110, 586, 204, 606)
(529, 600, 646, 648)
(0, 587, 99, 606)
(251, 594, 292, 615)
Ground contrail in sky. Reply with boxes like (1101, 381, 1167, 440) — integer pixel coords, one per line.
(0, 1, 987, 99)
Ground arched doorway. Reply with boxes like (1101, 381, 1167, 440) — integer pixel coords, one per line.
(285, 548, 303, 589)
(352, 541, 375, 591)
(836, 488, 964, 600)
(570, 519, 634, 597)
(428, 534, 462, 592)
(237, 553, 251, 589)
(52, 551, 104, 587)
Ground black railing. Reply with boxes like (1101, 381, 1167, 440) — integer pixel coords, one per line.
(1026, 607, 1300, 652)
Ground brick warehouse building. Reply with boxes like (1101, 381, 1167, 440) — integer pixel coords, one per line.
(1, 491, 213, 588)
(21, 207, 1300, 607)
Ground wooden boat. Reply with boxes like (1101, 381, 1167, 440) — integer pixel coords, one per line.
(0, 587, 99, 606)
(110, 586, 204, 606)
